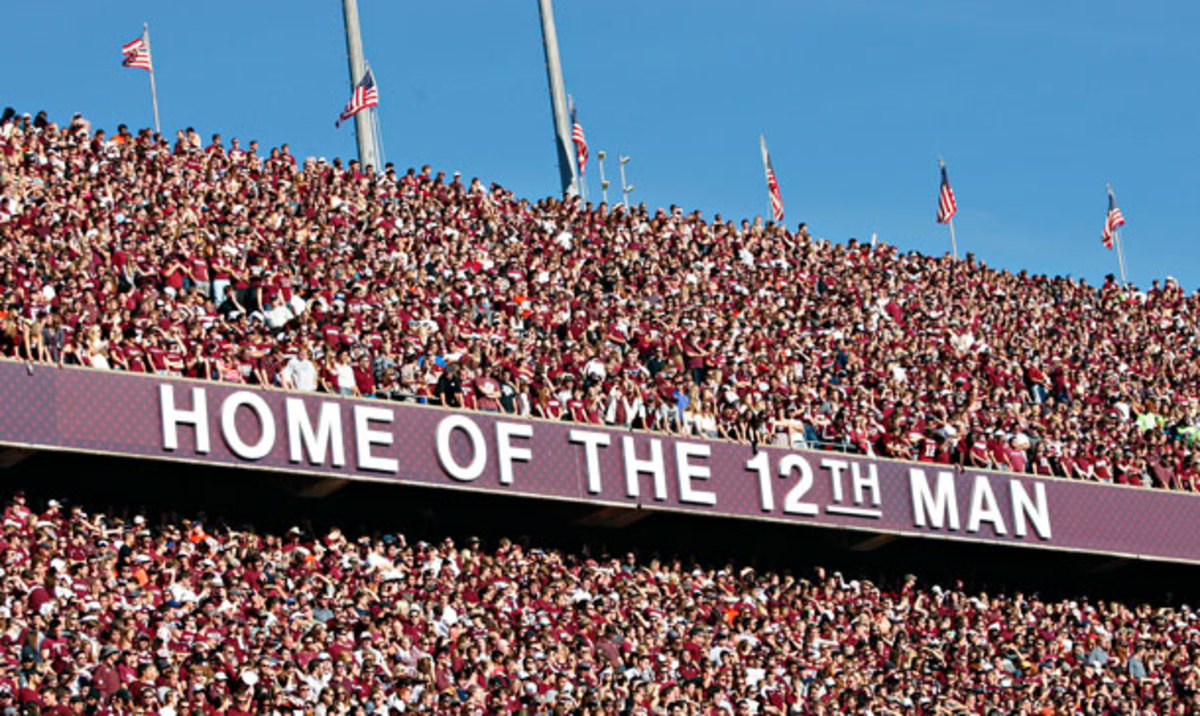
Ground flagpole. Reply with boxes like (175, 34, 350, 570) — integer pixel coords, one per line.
(759, 134, 772, 218)
(948, 216, 958, 260)
(568, 95, 586, 202)
(143, 23, 161, 136)
(1114, 228, 1128, 286)
(938, 158, 958, 260)
(1107, 184, 1128, 286)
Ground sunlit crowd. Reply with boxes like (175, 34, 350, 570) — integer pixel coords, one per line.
(2, 108, 1199, 493)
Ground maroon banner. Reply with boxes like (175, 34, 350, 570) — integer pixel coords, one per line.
(2, 360, 1199, 563)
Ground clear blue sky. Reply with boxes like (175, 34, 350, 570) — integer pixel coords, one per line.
(5, 1, 1199, 289)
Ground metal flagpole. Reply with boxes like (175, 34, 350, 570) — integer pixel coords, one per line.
(1114, 228, 1128, 286)
(143, 23, 161, 136)
(1109, 185, 1128, 286)
(759, 135, 772, 218)
(341, 0, 379, 170)
(939, 158, 958, 260)
(536, 0, 580, 197)
(568, 95, 586, 201)
(948, 217, 958, 260)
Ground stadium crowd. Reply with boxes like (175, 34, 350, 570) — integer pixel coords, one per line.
(2, 109, 1200, 491)
(2, 491, 1199, 715)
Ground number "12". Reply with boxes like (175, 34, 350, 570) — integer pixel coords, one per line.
(746, 452, 818, 516)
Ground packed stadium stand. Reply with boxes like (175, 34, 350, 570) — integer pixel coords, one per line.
(2, 110, 1200, 493)
(2, 475, 1199, 716)
(5, 106, 1200, 713)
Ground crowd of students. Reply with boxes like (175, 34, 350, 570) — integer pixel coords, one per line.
(3, 491, 1198, 715)
(2, 108, 1199, 491)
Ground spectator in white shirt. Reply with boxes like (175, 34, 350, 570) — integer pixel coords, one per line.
(334, 351, 358, 395)
(283, 347, 318, 391)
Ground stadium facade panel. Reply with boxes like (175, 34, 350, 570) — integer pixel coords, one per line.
(2, 359, 1199, 563)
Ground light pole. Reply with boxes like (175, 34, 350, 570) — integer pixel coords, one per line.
(597, 150, 609, 204)
(619, 155, 634, 210)
(341, 0, 379, 170)
(536, 0, 580, 197)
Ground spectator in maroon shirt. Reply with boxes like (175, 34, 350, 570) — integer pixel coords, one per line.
(353, 354, 376, 397)
(475, 372, 502, 412)
(92, 647, 121, 699)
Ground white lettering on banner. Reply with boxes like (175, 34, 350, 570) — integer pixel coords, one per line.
(496, 422, 534, 485)
(967, 474, 1008, 535)
(674, 442, 717, 505)
(354, 405, 398, 473)
(823, 461, 884, 518)
(747, 452, 819, 516)
(435, 414, 486, 481)
(822, 458, 848, 502)
(144, 379, 1064, 548)
(909, 469, 1052, 539)
(569, 429, 611, 494)
(220, 391, 276, 460)
(622, 436, 667, 501)
(159, 385, 211, 453)
(1011, 481, 1052, 539)
(909, 468, 961, 531)
(815, 458, 883, 517)
(747, 452, 775, 511)
(780, 455, 819, 515)
(851, 463, 881, 506)
(285, 398, 345, 467)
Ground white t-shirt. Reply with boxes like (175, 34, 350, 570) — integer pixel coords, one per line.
(335, 363, 357, 392)
(285, 358, 318, 391)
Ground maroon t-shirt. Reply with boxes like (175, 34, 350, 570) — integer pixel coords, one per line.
(146, 346, 167, 371)
(190, 256, 210, 281)
(124, 345, 147, 372)
(354, 366, 375, 395)
(476, 377, 501, 411)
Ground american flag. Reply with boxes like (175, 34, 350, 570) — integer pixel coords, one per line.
(571, 103, 588, 175)
(1102, 186, 1125, 250)
(760, 135, 784, 222)
(937, 160, 957, 224)
(336, 68, 379, 127)
(121, 36, 152, 71)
